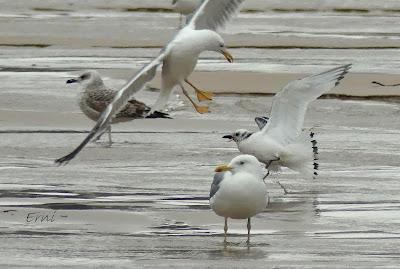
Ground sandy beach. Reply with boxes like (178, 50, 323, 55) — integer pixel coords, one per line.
(1, 1, 400, 268)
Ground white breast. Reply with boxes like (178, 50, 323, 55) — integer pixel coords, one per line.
(238, 132, 284, 165)
(162, 41, 199, 83)
(78, 92, 99, 122)
(210, 172, 268, 219)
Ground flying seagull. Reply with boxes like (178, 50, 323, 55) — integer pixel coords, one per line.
(55, 0, 243, 165)
(210, 154, 268, 244)
(154, 0, 243, 114)
(222, 64, 352, 183)
(65, 70, 170, 145)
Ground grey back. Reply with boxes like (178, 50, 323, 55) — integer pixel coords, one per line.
(209, 172, 226, 199)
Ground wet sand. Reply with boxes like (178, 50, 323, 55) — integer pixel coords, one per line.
(1, 1, 400, 268)
(1, 95, 400, 268)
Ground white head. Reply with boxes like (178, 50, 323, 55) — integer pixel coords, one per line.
(222, 129, 253, 144)
(215, 154, 263, 177)
(195, 30, 233, 63)
(66, 70, 104, 88)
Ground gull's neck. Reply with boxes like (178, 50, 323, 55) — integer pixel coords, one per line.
(175, 28, 218, 54)
(83, 80, 107, 92)
(236, 132, 254, 145)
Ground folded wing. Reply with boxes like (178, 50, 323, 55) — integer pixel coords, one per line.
(262, 64, 352, 145)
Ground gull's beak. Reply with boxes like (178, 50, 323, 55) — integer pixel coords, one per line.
(66, 78, 78, 84)
(220, 48, 233, 63)
(215, 164, 232, 172)
(222, 134, 234, 141)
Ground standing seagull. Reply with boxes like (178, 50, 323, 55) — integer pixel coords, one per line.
(223, 64, 352, 181)
(171, 0, 201, 28)
(66, 70, 170, 146)
(55, 0, 243, 165)
(210, 155, 268, 244)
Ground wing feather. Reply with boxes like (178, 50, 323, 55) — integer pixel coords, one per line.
(187, 0, 244, 31)
(263, 64, 352, 145)
(210, 172, 228, 199)
(55, 53, 166, 165)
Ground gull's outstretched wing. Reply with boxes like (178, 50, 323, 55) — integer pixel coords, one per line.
(187, 0, 244, 31)
(262, 64, 352, 145)
(55, 52, 167, 165)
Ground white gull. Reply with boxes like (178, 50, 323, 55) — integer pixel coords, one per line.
(210, 154, 268, 244)
(223, 64, 352, 187)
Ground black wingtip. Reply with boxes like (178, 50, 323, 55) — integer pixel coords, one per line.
(334, 64, 352, 86)
(54, 154, 74, 166)
(146, 111, 172, 119)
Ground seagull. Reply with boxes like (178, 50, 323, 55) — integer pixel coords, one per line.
(65, 70, 170, 145)
(55, 0, 243, 165)
(210, 154, 268, 244)
(222, 64, 352, 184)
(155, 0, 243, 114)
(171, 0, 201, 28)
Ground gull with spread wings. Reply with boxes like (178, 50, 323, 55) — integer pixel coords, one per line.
(223, 64, 352, 189)
(55, 0, 244, 164)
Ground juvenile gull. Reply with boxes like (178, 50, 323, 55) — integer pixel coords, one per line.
(55, 0, 243, 165)
(210, 155, 268, 244)
(223, 64, 352, 188)
(65, 70, 170, 145)
(55, 70, 169, 163)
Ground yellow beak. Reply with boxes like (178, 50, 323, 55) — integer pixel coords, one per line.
(220, 48, 233, 63)
(215, 164, 232, 172)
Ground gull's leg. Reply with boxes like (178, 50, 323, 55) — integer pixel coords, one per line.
(262, 170, 270, 184)
(94, 133, 102, 142)
(224, 217, 228, 243)
(178, 14, 184, 29)
(277, 181, 289, 195)
(94, 128, 107, 143)
(246, 218, 251, 244)
(107, 126, 112, 147)
(180, 84, 209, 114)
(265, 159, 288, 194)
(184, 79, 214, 102)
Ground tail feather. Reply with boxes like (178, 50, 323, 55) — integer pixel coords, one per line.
(280, 130, 319, 179)
(310, 131, 319, 178)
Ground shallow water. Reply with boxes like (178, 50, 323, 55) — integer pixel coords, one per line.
(1, 0, 400, 75)
(1, 1, 400, 268)
(1, 96, 400, 267)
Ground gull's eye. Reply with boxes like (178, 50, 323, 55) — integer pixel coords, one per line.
(235, 132, 239, 136)
(220, 44, 224, 48)
(80, 74, 89, 80)
(239, 161, 245, 165)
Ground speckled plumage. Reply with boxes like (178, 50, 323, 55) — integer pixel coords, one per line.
(54, 70, 170, 165)
(80, 86, 150, 123)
